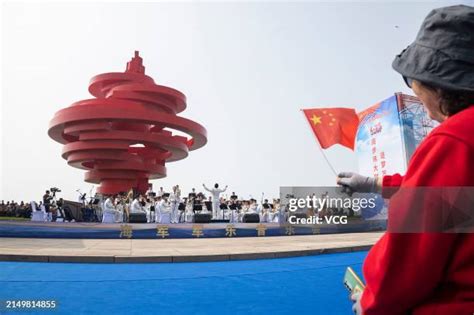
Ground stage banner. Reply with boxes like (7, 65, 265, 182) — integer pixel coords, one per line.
(355, 93, 437, 220)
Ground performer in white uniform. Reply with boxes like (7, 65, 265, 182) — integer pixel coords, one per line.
(248, 199, 259, 214)
(270, 199, 281, 223)
(239, 200, 250, 222)
(158, 195, 171, 223)
(154, 196, 163, 223)
(103, 195, 120, 223)
(184, 199, 194, 223)
(144, 197, 153, 223)
(169, 185, 181, 223)
(114, 196, 124, 223)
(146, 185, 154, 198)
(131, 195, 146, 214)
(203, 183, 227, 219)
(157, 187, 165, 197)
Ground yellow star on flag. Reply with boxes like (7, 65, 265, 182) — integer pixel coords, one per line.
(310, 114, 322, 125)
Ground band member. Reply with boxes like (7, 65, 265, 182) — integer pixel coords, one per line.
(144, 197, 153, 223)
(122, 193, 131, 223)
(114, 195, 124, 223)
(157, 194, 171, 223)
(260, 199, 271, 222)
(149, 197, 156, 223)
(188, 188, 197, 200)
(229, 199, 239, 223)
(154, 196, 163, 223)
(239, 200, 250, 222)
(146, 184, 154, 197)
(175, 185, 181, 199)
(184, 198, 194, 223)
(203, 183, 228, 218)
(248, 199, 258, 214)
(269, 198, 280, 223)
(157, 187, 165, 197)
(131, 195, 146, 214)
(170, 185, 181, 223)
(103, 194, 120, 223)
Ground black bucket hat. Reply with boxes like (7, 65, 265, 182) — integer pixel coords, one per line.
(392, 5, 474, 93)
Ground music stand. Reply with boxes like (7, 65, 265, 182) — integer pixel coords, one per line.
(219, 203, 228, 220)
(193, 204, 203, 213)
(204, 201, 212, 212)
(178, 202, 186, 223)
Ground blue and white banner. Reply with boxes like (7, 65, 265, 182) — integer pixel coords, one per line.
(355, 93, 437, 220)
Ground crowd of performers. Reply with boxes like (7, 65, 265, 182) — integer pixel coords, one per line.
(101, 183, 282, 224)
(3, 186, 358, 224)
(2, 186, 357, 224)
(0, 185, 283, 224)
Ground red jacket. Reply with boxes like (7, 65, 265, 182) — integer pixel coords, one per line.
(361, 106, 474, 314)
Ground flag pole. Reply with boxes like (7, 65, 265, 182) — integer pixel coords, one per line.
(300, 109, 338, 177)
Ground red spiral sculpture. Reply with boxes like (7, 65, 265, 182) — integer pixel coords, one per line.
(48, 51, 207, 195)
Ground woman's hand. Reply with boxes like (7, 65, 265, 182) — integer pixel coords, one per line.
(350, 291, 363, 315)
(336, 172, 382, 194)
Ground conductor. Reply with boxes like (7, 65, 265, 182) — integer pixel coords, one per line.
(203, 183, 227, 219)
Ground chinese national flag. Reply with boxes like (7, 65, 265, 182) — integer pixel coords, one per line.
(302, 108, 359, 150)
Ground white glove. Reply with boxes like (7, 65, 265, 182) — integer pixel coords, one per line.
(337, 172, 379, 194)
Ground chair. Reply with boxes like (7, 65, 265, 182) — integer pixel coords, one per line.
(101, 202, 116, 223)
(31, 202, 46, 222)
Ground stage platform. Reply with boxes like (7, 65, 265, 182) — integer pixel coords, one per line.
(0, 232, 383, 263)
(0, 219, 386, 239)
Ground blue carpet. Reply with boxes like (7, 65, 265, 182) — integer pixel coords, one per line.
(0, 251, 367, 315)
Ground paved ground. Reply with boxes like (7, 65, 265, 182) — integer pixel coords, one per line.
(0, 232, 383, 263)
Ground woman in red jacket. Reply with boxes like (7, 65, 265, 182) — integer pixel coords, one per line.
(337, 5, 474, 315)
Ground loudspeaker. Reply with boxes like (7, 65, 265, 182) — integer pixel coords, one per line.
(129, 213, 147, 223)
(194, 213, 212, 223)
(243, 213, 260, 223)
